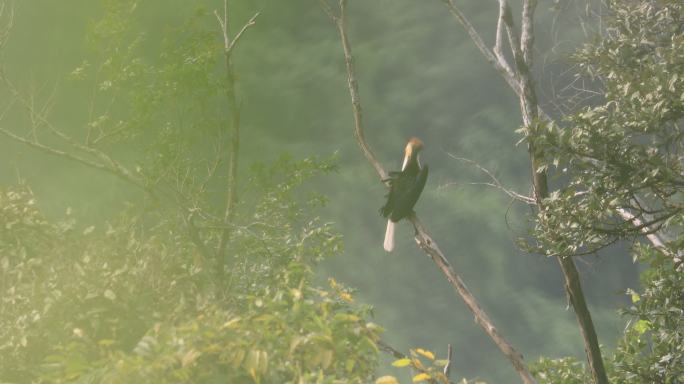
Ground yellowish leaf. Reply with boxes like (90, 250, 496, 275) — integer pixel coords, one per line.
(320, 349, 334, 369)
(412, 373, 431, 382)
(634, 319, 651, 335)
(98, 339, 115, 347)
(376, 376, 400, 384)
(181, 348, 201, 367)
(231, 349, 245, 367)
(415, 348, 435, 360)
(339, 291, 354, 303)
(221, 317, 241, 329)
(392, 358, 412, 367)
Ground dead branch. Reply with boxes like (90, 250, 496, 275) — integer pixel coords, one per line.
(446, 153, 535, 204)
(493, 1, 516, 82)
(410, 215, 536, 384)
(444, 343, 453, 378)
(0, 0, 13, 51)
(616, 207, 682, 265)
(442, 0, 552, 122)
(2, 76, 148, 195)
(324, 0, 388, 182)
(0, 126, 152, 195)
(324, 1, 536, 383)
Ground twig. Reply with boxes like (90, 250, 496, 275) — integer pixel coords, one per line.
(2, 76, 144, 192)
(444, 343, 453, 378)
(0, 0, 13, 51)
(227, 12, 259, 56)
(0, 126, 151, 194)
(324, 2, 536, 383)
(616, 207, 682, 264)
(446, 153, 535, 204)
(377, 339, 457, 384)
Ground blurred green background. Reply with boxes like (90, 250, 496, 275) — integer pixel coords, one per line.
(0, 1, 638, 382)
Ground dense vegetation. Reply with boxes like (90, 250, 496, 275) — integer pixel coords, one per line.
(0, 0, 682, 383)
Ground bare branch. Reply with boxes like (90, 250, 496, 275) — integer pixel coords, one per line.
(0, 0, 13, 51)
(226, 12, 259, 57)
(443, 0, 518, 94)
(409, 215, 536, 384)
(326, 2, 536, 383)
(0, 126, 151, 194)
(442, 0, 551, 123)
(444, 343, 453, 378)
(319, 0, 337, 22)
(328, 0, 388, 181)
(446, 153, 535, 204)
(2, 75, 145, 189)
(616, 207, 682, 264)
(494, 0, 516, 82)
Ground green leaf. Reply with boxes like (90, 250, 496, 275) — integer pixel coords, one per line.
(634, 320, 650, 335)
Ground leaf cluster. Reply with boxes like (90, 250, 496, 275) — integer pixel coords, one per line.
(0, 154, 377, 384)
(525, 0, 684, 257)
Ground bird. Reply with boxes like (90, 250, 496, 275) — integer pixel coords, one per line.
(379, 137, 429, 252)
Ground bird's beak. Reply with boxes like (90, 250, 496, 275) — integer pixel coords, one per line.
(401, 148, 411, 171)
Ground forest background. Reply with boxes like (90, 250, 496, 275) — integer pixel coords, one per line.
(1, 1, 681, 383)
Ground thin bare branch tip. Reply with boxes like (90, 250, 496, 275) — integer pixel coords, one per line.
(319, 0, 337, 21)
(444, 343, 453, 377)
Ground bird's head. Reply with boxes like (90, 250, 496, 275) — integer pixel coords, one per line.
(402, 137, 424, 170)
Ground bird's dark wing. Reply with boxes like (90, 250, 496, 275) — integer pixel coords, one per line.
(379, 172, 401, 218)
(386, 164, 428, 221)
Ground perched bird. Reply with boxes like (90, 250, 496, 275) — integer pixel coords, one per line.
(379, 137, 429, 252)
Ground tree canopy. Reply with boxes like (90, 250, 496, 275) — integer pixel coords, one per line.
(0, 0, 682, 383)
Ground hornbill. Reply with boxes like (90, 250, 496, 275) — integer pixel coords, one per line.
(379, 137, 429, 252)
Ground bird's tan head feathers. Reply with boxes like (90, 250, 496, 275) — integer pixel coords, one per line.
(404, 137, 424, 157)
(401, 137, 424, 170)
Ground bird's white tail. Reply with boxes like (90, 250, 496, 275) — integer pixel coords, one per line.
(383, 219, 395, 252)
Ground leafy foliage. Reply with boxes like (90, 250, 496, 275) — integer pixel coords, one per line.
(612, 247, 684, 383)
(528, 0, 684, 257)
(530, 1, 684, 382)
(0, 1, 383, 382)
(531, 356, 589, 384)
(0, 155, 380, 383)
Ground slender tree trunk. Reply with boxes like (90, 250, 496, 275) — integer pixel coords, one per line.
(511, 1, 609, 382)
(214, 3, 258, 276)
(443, 1, 608, 382)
